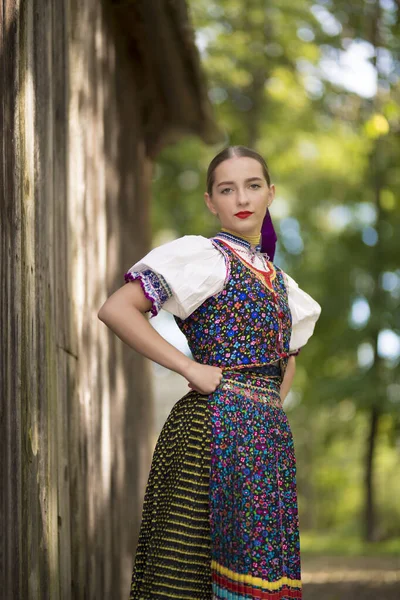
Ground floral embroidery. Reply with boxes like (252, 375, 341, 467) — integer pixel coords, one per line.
(175, 238, 292, 374)
(214, 236, 277, 292)
(208, 370, 302, 598)
(124, 268, 172, 317)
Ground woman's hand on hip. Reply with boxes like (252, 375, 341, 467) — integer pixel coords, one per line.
(183, 362, 223, 395)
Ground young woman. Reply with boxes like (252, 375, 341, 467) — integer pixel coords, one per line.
(98, 146, 321, 600)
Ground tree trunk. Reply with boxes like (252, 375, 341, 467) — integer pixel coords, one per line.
(361, 0, 386, 544)
(364, 405, 380, 541)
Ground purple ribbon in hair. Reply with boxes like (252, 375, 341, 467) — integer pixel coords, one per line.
(261, 208, 277, 260)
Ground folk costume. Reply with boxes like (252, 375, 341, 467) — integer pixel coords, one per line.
(125, 229, 321, 600)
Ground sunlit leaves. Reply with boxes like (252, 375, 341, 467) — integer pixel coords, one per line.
(364, 113, 390, 137)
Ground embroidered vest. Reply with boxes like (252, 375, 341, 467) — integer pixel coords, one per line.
(174, 238, 292, 374)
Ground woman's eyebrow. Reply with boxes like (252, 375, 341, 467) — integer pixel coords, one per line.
(217, 177, 263, 187)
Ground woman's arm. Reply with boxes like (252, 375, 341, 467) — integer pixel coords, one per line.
(98, 281, 222, 394)
(280, 355, 296, 403)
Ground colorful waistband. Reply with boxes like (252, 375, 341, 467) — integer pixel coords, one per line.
(218, 366, 283, 408)
(223, 362, 282, 378)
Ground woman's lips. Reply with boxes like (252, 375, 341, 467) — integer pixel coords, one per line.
(235, 211, 253, 219)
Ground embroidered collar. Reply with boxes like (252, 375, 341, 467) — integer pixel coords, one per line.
(214, 230, 262, 253)
(211, 234, 276, 292)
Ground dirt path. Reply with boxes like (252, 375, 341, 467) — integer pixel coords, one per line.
(301, 556, 400, 599)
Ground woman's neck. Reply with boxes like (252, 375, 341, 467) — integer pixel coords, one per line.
(220, 227, 261, 247)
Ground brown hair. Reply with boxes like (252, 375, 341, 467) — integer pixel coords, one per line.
(206, 145, 271, 196)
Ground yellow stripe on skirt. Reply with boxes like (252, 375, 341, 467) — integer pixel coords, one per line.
(130, 392, 213, 599)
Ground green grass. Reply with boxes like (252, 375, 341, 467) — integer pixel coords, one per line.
(300, 532, 400, 557)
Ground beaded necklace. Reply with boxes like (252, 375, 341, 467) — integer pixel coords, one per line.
(212, 230, 276, 293)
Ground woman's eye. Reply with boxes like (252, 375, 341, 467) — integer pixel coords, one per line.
(220, 184, 260, 193)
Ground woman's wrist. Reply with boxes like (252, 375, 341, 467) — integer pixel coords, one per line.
(176, 357, 196, 380)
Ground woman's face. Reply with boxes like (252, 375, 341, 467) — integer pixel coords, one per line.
(204, 156, 275, 237)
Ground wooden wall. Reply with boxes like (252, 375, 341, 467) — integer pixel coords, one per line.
(1, 1, 156, 597)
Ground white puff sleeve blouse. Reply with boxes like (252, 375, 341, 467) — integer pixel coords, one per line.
(124, 236, 225, 320)
(124, 235, 321, 353)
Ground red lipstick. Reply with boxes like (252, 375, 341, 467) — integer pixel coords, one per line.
(235, 211, 253, 219)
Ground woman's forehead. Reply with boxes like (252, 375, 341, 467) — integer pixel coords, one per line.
(214, 156, 264, 182)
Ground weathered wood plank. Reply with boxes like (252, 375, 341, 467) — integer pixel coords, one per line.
(0, 1, 218, 598)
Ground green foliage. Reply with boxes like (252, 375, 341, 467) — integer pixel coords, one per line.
(151, 0, 400, 541)
(300, 532, 400, 556)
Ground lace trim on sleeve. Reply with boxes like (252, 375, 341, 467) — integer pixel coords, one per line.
(289, 348, 301, 357)
(124, 269, 172, 317)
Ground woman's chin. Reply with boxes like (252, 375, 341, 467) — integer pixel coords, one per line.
(221, 220, 262, 235)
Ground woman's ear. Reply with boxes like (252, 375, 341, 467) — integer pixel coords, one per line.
(267, 184, 276, 207)
(204, 192, 218, 216)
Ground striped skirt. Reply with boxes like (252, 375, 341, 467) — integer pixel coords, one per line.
(129, 368, 302, 599)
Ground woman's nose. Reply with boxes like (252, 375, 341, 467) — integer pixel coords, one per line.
(236, 188, 250, 205)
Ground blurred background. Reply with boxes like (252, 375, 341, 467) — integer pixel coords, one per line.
(1, 0, 399, 598)
(148, 0, 400, 597)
